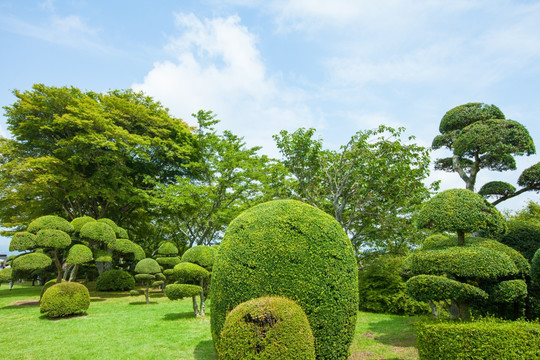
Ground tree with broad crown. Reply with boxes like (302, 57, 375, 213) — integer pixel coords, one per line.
(432, 103, 538, 204)
(134, 258, 164, 304)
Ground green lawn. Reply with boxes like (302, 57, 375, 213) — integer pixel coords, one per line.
(0, 284, 419, 360)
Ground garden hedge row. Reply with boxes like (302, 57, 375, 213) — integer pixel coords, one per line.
(416, 319, 540, 359)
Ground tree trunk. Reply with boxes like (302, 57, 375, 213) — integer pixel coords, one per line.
(429, 300, 438, 317)
(449, 300, 470, 320)
(457, 231, 465, 246)
(96, 262, 105, 275)
(192, 296, 200, 317)
(199, 279, 206, 317)
(52, 250, 63, 283)
(63, 264, 74, 280)
(69, 264, 79, 282)
(145, 282, 150, 305)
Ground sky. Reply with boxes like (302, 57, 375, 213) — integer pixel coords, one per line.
(1, 0, 540, 254)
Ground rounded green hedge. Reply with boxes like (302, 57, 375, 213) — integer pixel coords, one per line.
(40, 282, 90, 318)
(28, 215, 74, 234)
(173, 262, 210, 283)
(211, 200, 358, 360)
(135, 258, 161, 274)
(80, 221, 116, 247)
(108, 238, 137, 255)
(9, 232, 37, 252)
(500, 220, 540, 261)
(40, 278, 64, 300)
(36, 229, 71, 249)
(181, 245, 216, 271)
(96, 269, 135, 291)
(158, 241, 179, 256)
(406, 275, 488, 302)
(156, 256, 181, 268)
(12, 253, 52, 272)
(219, 296, 316, 360)
(409, 246, 517, 280)
(166, 283, 202, 300)
(491, 280, 528, 303)
(66, 244, 93, 265)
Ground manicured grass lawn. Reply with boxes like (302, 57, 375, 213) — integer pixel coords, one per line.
(1, 284, 419, 359)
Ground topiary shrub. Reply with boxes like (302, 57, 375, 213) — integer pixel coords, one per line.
(96, 269, 135, 291)
(211, 200, 358, 360)
(80, 221, 116, 247)
(134, 258, 164, 304)
(40, 282, 90, 318)
(166, 284, 202, 300)
(130, 289, 144, 296)
(168, 262, 210, 317)
(9, 232, 37, 252)
(0, 267, 13, 288)
(181, 245, 216, 271)
(219, 296, 316, 360)
(40, 278, 65, 300)
(66, 244, 93, 265)
(12, 253, 52, 272)
(28, 215, 74, 234)
(35, 229, 71, 249)
(416, 318, 540, 359)
(500, 220, 540, 261)
(70, 216, 96, 236)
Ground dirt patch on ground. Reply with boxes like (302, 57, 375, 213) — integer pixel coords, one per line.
(359, 332, 375, 338)
(348, 350, 375, 359)
(9, 299, 39, 306)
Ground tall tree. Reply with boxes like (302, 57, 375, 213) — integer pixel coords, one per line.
(274, 125, 434, 255)
(152, 110, 284, 247)
(0, 84, 196, 240)
(432, 102, 538, 203)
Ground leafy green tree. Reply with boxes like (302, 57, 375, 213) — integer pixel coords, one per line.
(134, 258, 164, 304)
(432, 103, 538, 203)
(0, 84, 196, 242)
(408, 189, 526, 320)
(274, 126, 433, 255)
(153, 110, 283, 247)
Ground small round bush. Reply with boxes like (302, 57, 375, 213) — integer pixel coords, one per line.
(135, 258, 161, 274)
(36, 229, 71, 249)
(96, 270, 135, 291)
(219, 296, 316, 360)
(80, 221, 116, 246)
(491, 280, 528, 303)
(166, 284, 202, 300)
(40, 278, 65, 299)
(130, 289, 144, 296)
(181, 245, 216, 270)
(211, 200, 358, 360)
(40, 282, 90, 318)
(70, 216, 96, 235)
(500, 220, 540, 261)
(158, 241, 179, 256)
(9, 232, 37, 252)
(0, 268, 13, 285)
(66, 244, 93, 265)
(28, 215, 74, 234)
(12, 253, 52, 272)
(109, 238, 137, 255)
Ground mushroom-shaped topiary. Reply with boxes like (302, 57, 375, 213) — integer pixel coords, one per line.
(167, 262, 211, 316)
(181, 245, 216, 271)
(40, 282, 90, 318)
(28, 215, 74, 234)
(70, 216, 96, 237)
(93, 249, 112, 263)
(211, 200, 358, 360)
(9, 232, 37, 252)
(97, 218, 125, 238)
(80, 221, 116, 247)
(134, 258, 164, 304)
(155, 242, 181, 295)
(66, 244, 93, 281)
(218, 296, 316, 360)
(35, 229, 71, 249)
(416, 188, 506, 246)
(12, 253, 52, 273)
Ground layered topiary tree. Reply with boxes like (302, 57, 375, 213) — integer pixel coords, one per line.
(166, 262, 210, 316)
(408, 189, 526, 320)
(80, 221, 117, 275)
(211, 200, 358, 360)
(219, 296, 316, 360)
(134, 258, 164, 304)
(155, 241, 181, 294)
(40, 282, 90, 318)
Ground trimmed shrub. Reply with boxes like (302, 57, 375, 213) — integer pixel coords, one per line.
(211, 200, 358, 360)
(93, 249, 112, 263)
(117, 227, 129, 239)
(36, 229, 71, 249)
(181, 245, 216, 271)
(40, 282, 90, 318)
(135, 258, 161, 274)
(532, 248, 540, 286)
(173, 262, 210, 283)
(166, 284, 202, 300)
(158, 242, 179, 256)
(66, 244, 93, 265)
(9, 232, 37, 252)
(109, 238, 137, 255)
(491, 280, 528, 303)
(28, 215, 74, 234)
(133, 244, 146, 261)
(12, 253, 52, 271)
(407, 275, 488, 302)
(219, 296, 316, 360)
(501, 220, 540, 261)
(0, 268, 13, 285)
(96, 270, 135, 291)
(416, 319, 540, 359)
(71, 216, 96, 235)
(40, 278, 65, 300)
(130, 289, 144, 296)
(156, 257, 181, 268)
(80, 221, 116, 247)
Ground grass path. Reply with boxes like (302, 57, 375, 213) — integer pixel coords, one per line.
(1, 284, 419, 359)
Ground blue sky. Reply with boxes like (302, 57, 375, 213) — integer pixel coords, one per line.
(1, 0, 540, 253)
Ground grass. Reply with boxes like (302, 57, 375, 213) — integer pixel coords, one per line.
(0, 283, 419, 360)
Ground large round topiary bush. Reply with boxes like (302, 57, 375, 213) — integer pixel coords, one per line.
(96, 269, 135, 291)
(211, 200, 358, 360)
(219, 296, 316, 360)
(40, 282, 90, 318)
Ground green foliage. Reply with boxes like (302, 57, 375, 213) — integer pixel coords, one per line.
(12, 253, 52, 272)
(35, 229, 71, 249)
(135, 274, 155, 281)
(27, 215, 74, 234)
(166, 284, 202, 300)
(417, 189, 506, 238)
(97, 218, 119, 234)
(0, 268, 13, 283)
(70, 216, 96, 235)
(156, 257, 181, 268)
(117, 227, 129, 239)
(135, 258, 161, 274)
(531, 248, 540, 287)
(109, 238, 137, 255)
(407, 275, 488, 302)
(40, 282, 90, 318)
(129, 289, 144, 296)
(181, 245, 216, 271)
(40, 278, 64, 299)
(133, 244, 146, 261)
(491, 280, 528, 303)
(479, 181, 516, 197)
(80, 221, 116, 247)
(357, 255, 429, 315)
(96, 270, 135, 291)
(409, 246, 517, 280)
(92, 249, 112, 263)
(512, 201, 540, 224)
(218, 296, 316, 360)
(211, 200, 358, 360)
(437, 103, 505, 134)
(416, 319, 540, 359)
(9, 232, 37, 252)
(518, 162, 540, 189)
(157, 241, 179, 256)
(500, 220, 540, 261)
(173, 262, 210, 283)
(66, 244, 93, 265)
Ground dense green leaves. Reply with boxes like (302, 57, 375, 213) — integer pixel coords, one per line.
(66, 244, 93, 265)
(165, 283, 202, 300)
(28, 215, 73, 234)
(406, 275, 488, 302)
(40, 282, 90, 318)
(12, 253, 52, 271)
(134, 258, 161, 275)
(9, 232, 37, 252)
(500, 220, 540, 261)
(180, 245, 216, 271)
(172, 262, 210, 283)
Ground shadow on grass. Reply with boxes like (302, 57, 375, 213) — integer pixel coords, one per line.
(90, 298, 107, 302)
(163, 312, 196, 321)
(194, 339, 217, 360)
(128, 301, 158, 305)
(38, 312, 88, 321)
(367, 318, 417, 348)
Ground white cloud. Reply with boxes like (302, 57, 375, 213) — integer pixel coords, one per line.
(133, 13, 321, 156)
